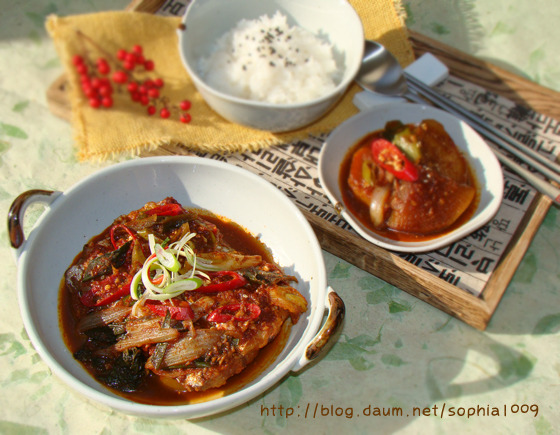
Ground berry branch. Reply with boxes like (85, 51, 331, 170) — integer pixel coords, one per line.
(71, 31, 192, 123)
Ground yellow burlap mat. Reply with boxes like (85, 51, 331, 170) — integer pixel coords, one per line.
(46, 1, 414, 161)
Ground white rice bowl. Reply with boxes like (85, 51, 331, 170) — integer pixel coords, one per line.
(198, 12, 340, 104)
(178, 0, 364, 132)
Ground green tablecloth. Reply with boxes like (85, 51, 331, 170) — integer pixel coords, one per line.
(1, 0, 558, 433)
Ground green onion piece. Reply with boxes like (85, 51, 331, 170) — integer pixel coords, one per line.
(132, 231, 207, 306)
(393, 128, 421, 163)
(141, 256, 167, 294)
(130, 270, 143, 300)
(155, 243, 180, 272)
(163, 277, 203, 294)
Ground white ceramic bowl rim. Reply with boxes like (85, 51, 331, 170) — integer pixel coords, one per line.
(178, 0, 364, 109)
(14, 156, 332, 419)
(318, 102, 504, 253)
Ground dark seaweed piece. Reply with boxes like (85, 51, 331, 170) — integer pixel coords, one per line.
(159, 213, 193, 232)
(82, 241, 131, 281)
(99, 348, 146, 392)
(110, 240, 132, 268)
(74, 348, 112, 375)
(82, 254, 112, 281)
(83, 326, 122, 345)
(75, 346, 147, 392)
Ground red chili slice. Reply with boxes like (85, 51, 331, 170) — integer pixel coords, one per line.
(144, 203, 184, 216)
(371, 138, 419, 182)
(145, 302, 195, 321)
(110, 224, 136, 249)
(207, 303, 261, 323)
(196, 271, 247, 293)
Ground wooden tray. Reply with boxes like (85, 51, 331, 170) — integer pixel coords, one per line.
(45, 3, 559, 330)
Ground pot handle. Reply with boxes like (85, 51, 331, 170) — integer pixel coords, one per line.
(291, 287, 345, 372)
(8, 189, 60, 252)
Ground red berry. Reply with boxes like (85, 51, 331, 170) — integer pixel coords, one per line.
(180, 113, 192, 124)
(154, 78, 164, 88)
(83, 86, 97, 99)
(99, 85, 113, 97)
(123, 60, 135, 70)
(144, 60, 155, 71)
(143, 79, 154, 88)
(160, 108, 170, 118)
(125, 52, 136, 63)
(97, 61, 110, 75)
(127, 82, 139, 92)
(135, 54, 145, 64)
(179, 100, 191, 111)
(72, 55, 84, 66)
(147, 105, 156, 115)
(140, 95, 150, 106)
(101, 97, 113, 108)
(91, 77, 102, 88)
(132, 45, 143, 55)
(75, 63, 88, 75)
(89, 98, 101, 108)
(130, 91, 141, 102)
(148, 88, 160, 98)
(112, 71, 128, 84)
(117, 49, 127, 60)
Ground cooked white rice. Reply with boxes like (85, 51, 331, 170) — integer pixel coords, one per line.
(198, 11, 340, 104)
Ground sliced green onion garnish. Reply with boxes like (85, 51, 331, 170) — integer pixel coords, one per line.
(163, 277, 203, 294)
(130, 269, 143, 300)
(141, 256, 168, 293)
(155, 243, 180, 272)
(148, 233, 157, 254)
(143, 290, 185, 301)
(131, 232, 208, 308)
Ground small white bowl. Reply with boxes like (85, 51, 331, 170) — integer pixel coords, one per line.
(10, 156, 343, 419)
(177, 0, 364, 132)
(318, 102, 504, 253)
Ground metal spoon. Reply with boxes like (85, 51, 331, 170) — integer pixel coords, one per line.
(356, 40, 423, 103)
(355, 40, 560, 204)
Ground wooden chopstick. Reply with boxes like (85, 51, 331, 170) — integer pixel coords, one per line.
(405, 74, 560, 205)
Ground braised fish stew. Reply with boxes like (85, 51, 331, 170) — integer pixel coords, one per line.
(60, 197, 308, 404)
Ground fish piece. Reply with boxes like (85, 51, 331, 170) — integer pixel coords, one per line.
(155, 329, 224, 369)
